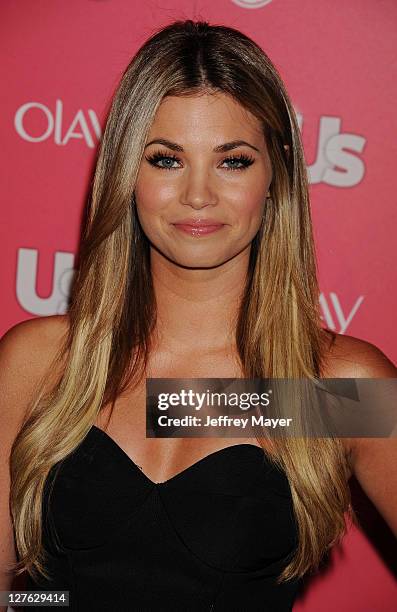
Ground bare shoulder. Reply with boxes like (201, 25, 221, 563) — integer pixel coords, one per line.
(0, 315, 70, 592)
(321, 331, 397, 535)
(1, 313, 69, 347)
(0, 314, 70, 415)
(321, 329, 397, 378)
(1, 313, 69, 365)
(320, 329, 397, 471)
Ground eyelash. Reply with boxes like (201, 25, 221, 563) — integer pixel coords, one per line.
(145, 150, 255, 172)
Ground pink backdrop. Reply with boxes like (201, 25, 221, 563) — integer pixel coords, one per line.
(1, 1, 396, 610)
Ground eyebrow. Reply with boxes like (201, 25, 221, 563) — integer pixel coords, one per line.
(144, 138, 260, 153)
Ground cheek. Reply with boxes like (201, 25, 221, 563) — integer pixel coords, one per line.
(230, 187, 265, 225)
(134, 187, 175, 246)
(136, 182, 169, 211)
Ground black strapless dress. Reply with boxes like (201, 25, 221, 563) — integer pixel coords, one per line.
(25, 425, 303, 611)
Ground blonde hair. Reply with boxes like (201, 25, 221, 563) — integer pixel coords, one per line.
(9, 19, 355, 585)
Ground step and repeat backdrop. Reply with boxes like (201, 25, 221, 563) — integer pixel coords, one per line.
(1, 1, 396, 610)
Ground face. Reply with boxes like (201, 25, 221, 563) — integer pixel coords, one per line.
(134, 92, 273, 269)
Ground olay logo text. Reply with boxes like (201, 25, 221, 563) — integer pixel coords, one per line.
(14, 100, 101, 148)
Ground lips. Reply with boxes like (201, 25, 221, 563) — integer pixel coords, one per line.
(172, 218, 224, 227)
(172, 221, 225, 236)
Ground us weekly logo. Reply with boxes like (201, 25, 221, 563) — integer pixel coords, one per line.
(16, 247, 363, 333)
(13, 100, 366, 187)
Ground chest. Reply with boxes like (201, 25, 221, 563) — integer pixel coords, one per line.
(93, 348, 353, 483)
(94, 349, 268, 484)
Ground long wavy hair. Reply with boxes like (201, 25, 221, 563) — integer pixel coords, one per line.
(9, 19, 355, 585)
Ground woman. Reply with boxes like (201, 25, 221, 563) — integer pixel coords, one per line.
(1, 19, 396, 612)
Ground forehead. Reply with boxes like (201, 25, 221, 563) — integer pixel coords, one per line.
(147, 92, 265, 145)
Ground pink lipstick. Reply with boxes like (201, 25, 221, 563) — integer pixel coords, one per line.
(172, 217, 225, 237)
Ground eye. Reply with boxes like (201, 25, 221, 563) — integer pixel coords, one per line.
(144, 151, 255, 171)
(220, 154, 255, 171)
(145, 151, 181, 170)
(146, 151, 180, 170)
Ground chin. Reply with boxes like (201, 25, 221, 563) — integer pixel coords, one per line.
(177, 259, 225, 269)
(170, 252, 229, 269)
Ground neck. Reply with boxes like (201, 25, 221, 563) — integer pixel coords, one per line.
(150, 246, 250, 354)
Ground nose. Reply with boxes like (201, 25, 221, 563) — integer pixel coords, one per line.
(179, 164, 219, 210)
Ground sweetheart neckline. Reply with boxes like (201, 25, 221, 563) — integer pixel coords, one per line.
(89, 424, 265, 486)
